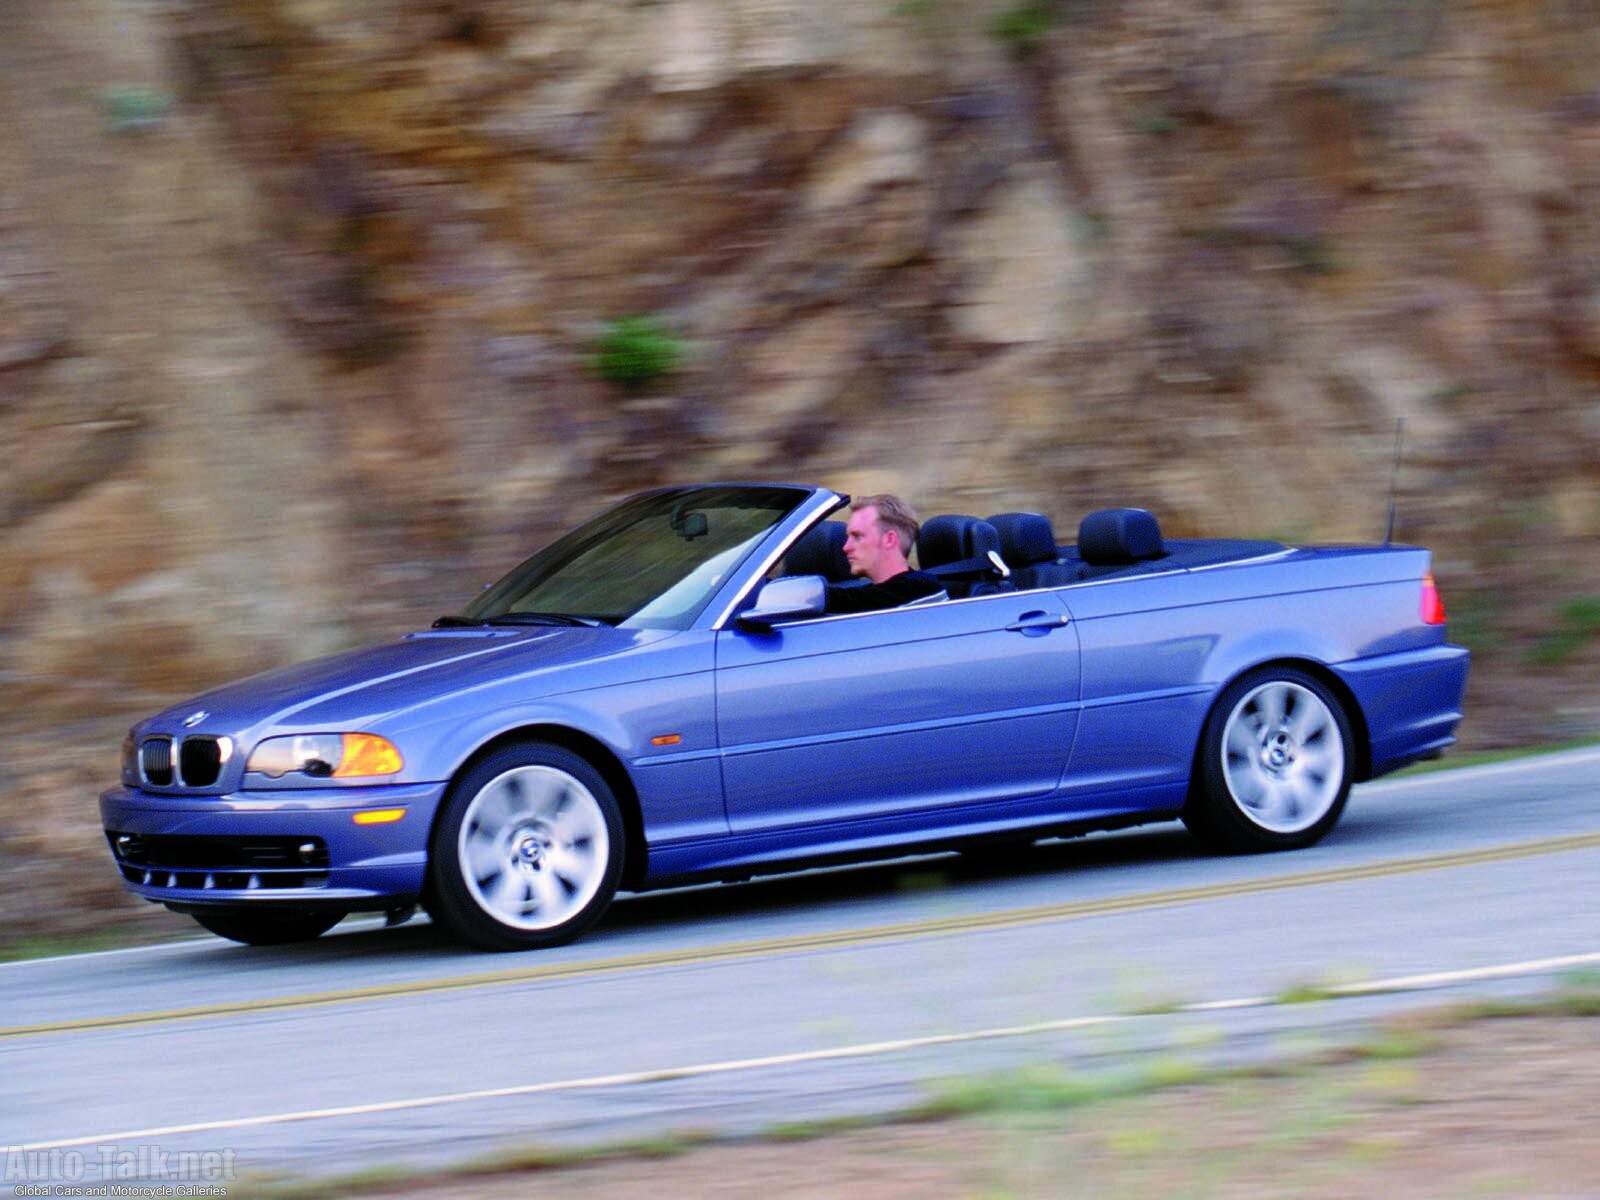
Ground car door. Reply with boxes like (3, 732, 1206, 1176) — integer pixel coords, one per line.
(1053, 571, 1217, 808)
(714, 592, 1080, 835)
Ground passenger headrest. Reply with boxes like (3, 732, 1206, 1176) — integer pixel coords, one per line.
(988, 512, 1057, 567)
(918, 515, 1001, 569)
(785, 520, 852, 582)
(1078, 508, 1165, 565)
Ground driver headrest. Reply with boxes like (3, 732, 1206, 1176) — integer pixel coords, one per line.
(1078, 508, 1165, 565)
(917, 514, 1001, 569)
(784, 520, 852, 582)
(988, 512, 1057, 567)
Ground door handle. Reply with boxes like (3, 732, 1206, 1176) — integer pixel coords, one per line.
(1005, 611, 1070, 633)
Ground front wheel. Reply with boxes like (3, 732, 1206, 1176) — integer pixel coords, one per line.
(189, 907, 346, 946)
(427, 742, 625, 951)
(1184, 667, 1354, 853)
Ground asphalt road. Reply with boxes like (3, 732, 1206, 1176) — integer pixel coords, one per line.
(4, 747, 1599, 1189)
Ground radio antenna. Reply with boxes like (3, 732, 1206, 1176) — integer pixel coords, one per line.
(1383, 418, 1405, 545)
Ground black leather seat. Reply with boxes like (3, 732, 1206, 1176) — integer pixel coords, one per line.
(784, 520, 854, 583)
(917, 515, 1010, 598)
(988, 511, 1076, 588)
(1076, 508, 1167, 577)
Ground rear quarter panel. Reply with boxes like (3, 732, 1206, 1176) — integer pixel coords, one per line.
(1055, 545, 1452, 801)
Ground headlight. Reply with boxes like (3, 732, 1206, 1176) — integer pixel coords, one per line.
(246, 733, 404, 780)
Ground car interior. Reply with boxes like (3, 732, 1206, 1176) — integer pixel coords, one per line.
(780, 507, 1289, 600)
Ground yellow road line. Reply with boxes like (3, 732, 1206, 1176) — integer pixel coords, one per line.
(6, 830, 1598, 1041)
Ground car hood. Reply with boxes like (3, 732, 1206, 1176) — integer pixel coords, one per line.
(144, 626, 676, 736)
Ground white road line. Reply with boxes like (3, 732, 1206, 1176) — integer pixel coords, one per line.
(0, 938, 201, 970)
(0, 917, 402, 971)
(15, 950, 1598, 1153)
(1184, 950, 1600, 1009)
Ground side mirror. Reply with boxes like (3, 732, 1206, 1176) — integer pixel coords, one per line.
(737, 575, 827, 631)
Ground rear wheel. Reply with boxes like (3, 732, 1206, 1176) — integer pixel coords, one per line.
(189, 908, 346, 946)
(1184, 667, 1354, 853)
(427, 742, 625, 951)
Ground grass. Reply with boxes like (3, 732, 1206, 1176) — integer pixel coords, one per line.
(918, 1061, 1154, 1118)
(241, 1130, 724, 1200)
(1276, 981, 1342, 1006)
(1386, 734, 1600, 778)
(0, 926, 177, 963)
(763, 1114, 880, 1143)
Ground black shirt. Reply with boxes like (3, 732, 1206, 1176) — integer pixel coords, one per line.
(825, 570, 944, 614)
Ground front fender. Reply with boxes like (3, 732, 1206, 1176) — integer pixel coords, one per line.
(398, 653, 727, 850)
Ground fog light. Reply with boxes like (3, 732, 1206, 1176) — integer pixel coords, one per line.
(298, 842, 320, 865)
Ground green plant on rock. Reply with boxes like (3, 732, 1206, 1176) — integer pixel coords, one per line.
(592, 315, 684, 391)
(1135, 106, 1183, 135)
(1442, 588, 1502, 657)
(1529, 596, 1600, 666)
(989, 0, 1061, 53)
(1282, 234, 1340, 275)
(99, 86, 171, 133)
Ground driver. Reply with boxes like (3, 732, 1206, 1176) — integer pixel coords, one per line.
(827, 494, 944, 613)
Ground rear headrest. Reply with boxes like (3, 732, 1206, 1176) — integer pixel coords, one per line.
(785, 520, 852, 582)
(988, 512, 1057, 567)
(1078, 508, 1165, 565)
(917, 514, 1001, 569)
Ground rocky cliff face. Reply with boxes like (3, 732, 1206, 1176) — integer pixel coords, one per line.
(1, 0, 1597, 944)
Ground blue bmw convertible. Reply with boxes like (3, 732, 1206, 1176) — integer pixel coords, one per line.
(102, 484, 1469, 950)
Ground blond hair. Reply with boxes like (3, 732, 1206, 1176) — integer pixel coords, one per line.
(852, 493, 921, 555)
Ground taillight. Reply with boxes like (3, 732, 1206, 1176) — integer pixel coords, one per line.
(1420, 571, 1447, 625)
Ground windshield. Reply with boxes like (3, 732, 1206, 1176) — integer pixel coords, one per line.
(456, 486, 809, 630)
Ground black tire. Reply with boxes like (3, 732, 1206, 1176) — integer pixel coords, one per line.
(1183, 666, 1354, 853)
(190, 907, 346, 946)
(427, 742, 625, 951)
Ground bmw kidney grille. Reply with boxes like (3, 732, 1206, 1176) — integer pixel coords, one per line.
(138, 734, 233, 788)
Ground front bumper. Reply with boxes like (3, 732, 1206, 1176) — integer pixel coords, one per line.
(99, 780, 448, 911)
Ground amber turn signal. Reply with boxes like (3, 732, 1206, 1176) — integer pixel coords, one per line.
(333, 733, 405, 778)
